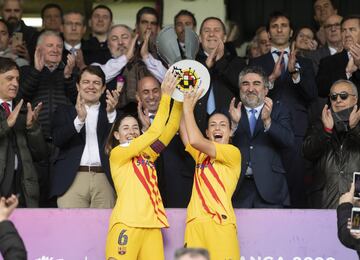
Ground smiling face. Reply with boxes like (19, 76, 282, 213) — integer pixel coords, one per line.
(40, 34, 63, 66)
(76, 71, 105, 106)
(137, 76, 161, 114)
(206, 113, 231, 144)
(295, 28, 315, 50)
(239, 72, 268, 108)
(0, 68, 19, 101)
(114, 116, 140, 144)
(200, 18, 226, 53)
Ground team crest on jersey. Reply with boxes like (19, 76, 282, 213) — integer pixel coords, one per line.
(117, 229, 128, 255)
(172, 66, 200, 92)
(118, 246, 127, 255)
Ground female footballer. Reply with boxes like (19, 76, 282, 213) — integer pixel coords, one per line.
(179, 87, 241, 259)
(105, 72, 181, 260)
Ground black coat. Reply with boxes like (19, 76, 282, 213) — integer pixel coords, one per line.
(194, 47, 246, 134)
(316, 50, 360, 97)
(303, 120, 360, 208)
(0, 220, 27, 260)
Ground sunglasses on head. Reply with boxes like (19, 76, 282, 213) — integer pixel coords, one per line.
(329, 91, 356, 101)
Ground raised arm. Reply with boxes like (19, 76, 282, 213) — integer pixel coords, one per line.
(111, 72, 178, 165)
(146, 101, 182, 158)
(183, 87, 216, 158)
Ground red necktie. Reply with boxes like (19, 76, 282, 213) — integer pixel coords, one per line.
(2, 102, 10, 117)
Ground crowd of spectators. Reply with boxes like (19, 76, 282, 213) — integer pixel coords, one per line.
(0, 0, 359, 212)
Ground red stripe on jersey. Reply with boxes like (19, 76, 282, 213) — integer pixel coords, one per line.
(206, 156, 226, 192)
(194, 168, 216, 219)
(138, 155, 167, 219)
(132, 157, 167, 225)
(199, 160, 226, 221)
(200, 171, 227, 212)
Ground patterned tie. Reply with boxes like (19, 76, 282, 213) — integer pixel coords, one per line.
(2, 102, 10, 117)
(274, 51, 287, 79)
(249, 109, 257, 136)
(70, 47, 77, 56)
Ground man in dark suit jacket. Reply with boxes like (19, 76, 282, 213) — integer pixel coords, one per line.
(304, 14, 343, 75)
(195, 17, 246, 134)
(230, 66, 294, 208)
(317, 16, 360, 97)
(249, 11, 317, 208)
(50, 66, 119, 208)
(0, 57, 47, 208)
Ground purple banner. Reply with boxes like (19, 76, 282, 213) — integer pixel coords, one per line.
(0, 209, 357, 260)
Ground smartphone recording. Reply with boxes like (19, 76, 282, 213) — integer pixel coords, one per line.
(353, 172, 360, 199)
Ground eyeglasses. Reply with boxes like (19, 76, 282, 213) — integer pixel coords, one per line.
(329, 91, 356, 101)
(324, 23, 341, 30)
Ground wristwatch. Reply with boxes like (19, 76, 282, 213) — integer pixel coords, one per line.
(289, 67, 300, 74)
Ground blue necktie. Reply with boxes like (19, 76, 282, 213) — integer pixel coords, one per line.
(274, 51, 287, 79)
(207, 85, 215, 115)
(249, 109, 257, 136)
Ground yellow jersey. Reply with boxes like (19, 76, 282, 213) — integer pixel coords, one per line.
(109, 95, 182, 229)
(185, 142, 241, 226)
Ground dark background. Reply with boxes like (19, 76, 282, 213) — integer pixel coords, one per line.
(226, 0, 360, 42)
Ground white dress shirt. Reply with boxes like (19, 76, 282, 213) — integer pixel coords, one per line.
(73, 103, 116, 166)
(270, 46, 300, 83)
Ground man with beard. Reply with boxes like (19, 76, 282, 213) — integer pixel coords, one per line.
(230, 66, 294, 208)
(0, 0, 37, 62)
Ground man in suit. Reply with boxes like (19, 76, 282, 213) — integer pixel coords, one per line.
(305, 14, 343, 74)
(136, 76, 194, 207)
(230, 66, 294, 208)
(50, 65, 119, 208)
(249, 11, 317, 207)
(61, 11, 88, 70)
(317, 15, 360, 97)
(195, 17, 246, 134)
(0, 57, 47, 207)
